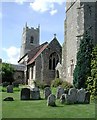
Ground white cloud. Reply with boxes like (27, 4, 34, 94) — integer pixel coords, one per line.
(3, 46, 20, 64)
(30, 0, 66, 15)
(15, 0, 27, 4)
(50, 9, 58, 15)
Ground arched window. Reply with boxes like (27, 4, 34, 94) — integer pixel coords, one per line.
(49, 59, 52, 70)
(30, 36, 34, 43)
(53, 58, 55, 70)
(49, 52, 59, 70)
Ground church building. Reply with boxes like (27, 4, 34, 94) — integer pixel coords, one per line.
(18, 24, 62, 85)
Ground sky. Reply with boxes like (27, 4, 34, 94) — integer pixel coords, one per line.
(1, 0, 66, 64)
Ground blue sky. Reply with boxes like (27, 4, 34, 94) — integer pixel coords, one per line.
(1, 0, 66, 64)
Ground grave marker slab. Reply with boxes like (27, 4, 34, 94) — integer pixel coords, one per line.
(56, 87, 65, 99)
(21, 88, 30, 100)
(44, 87, 51, 99)
(30, 87, 40, 100)
(7, 85, 13, 93)
(47, 94, 56, 106)
(77, 88, 86, 103)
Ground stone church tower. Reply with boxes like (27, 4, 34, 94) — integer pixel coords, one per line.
(20, 23, 40, 59)
(62, 1, 97, 83)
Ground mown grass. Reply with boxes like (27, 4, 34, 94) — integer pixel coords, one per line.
(1, 86, 96, 119)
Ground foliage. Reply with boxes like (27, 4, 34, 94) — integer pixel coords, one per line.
(51, 78, 63, 87)
(51, 78, 73, 89)
(61, 81, 73, 89)
(2, 63, 15, 84)
(73, 32, 93, 88)
(0, 86, 20, 92)
(35, 80, 50, 89)
(86, 45, 97, 98)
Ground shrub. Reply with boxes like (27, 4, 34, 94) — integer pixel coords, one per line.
(61, 81, 73, 89)
(35, 80, 48, 89)
(2, 63, 15, 84)
(86, 45, 97, 99)
(73, 32, 93, 88)
(51, 78, 63, 87)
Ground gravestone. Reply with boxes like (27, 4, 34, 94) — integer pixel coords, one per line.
(30, 87, 40, 100)
(84, 91, 90, 104)
(56, 86, 65, 99)
(47, 94, 56, 106)
(3, 97, 14, 101)
(21, 88, 30, 100)
(77, 88, 86, 103)
(7, 85, 13, 93)
(12, 82, 19, 87)
(44, 87, 51, 99)
(60, 94, 65, 104)
(65, 88, 78, 104)
(68, 88, 78, 103)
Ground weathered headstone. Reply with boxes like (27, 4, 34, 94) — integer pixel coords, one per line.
(30, 87, 40, 100)
(47, 94, 56, 106)
(12, 82, 19, 87)
(68, 88, 78, 103)
(3, 97, 14, 101)
(44, 87, 51, 99)
(56, 86, 65, 99)
(21, 88, 30, 100)
(77, 88, 86, 103)
(84, 91, 90, 104)
(60, 94, 65, 104)
(65, 88, 78, 104)
(7, 85, 13, 93)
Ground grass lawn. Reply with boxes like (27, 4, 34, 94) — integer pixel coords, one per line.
(1, 87, 96, 119)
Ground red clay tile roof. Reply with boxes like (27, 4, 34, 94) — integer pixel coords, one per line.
(27, 42, 48, 65)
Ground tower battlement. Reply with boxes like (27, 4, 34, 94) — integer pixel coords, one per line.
(20, 23, 40, 59)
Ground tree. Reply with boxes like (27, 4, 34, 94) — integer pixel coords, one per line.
(2, 63, 15, 84)
(73, 32, 93, 88)
(87, 45, 97, 98)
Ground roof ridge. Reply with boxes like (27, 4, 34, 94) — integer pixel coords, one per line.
(27, 43, 48, 65)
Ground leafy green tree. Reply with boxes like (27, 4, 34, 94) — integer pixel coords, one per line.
(2, 63, 15, 84)
(73, 32, 93, 88)
(87, 45, 97, 98)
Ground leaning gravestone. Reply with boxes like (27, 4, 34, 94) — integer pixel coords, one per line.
(21, 88, 30, 100)
(7, 85, 13, 93)
(60, 94, 65, 104)
(44, 87, 51, 99)
(56, 86, 65, 99)
(77, 88, 86, 103)
(3, 97, 14, 101)
(84, 91, 90, 104)
(47, 94, 56, 106)
(30, 87, 40, 100)
(65, 88, 78, 104)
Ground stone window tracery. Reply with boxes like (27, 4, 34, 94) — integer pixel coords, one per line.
(49, 52, 59, 70)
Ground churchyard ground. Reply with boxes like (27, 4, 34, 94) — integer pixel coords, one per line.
(1, 86, 96, 119)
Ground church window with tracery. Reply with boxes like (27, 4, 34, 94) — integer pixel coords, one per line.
(49, 52, 59, 70)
